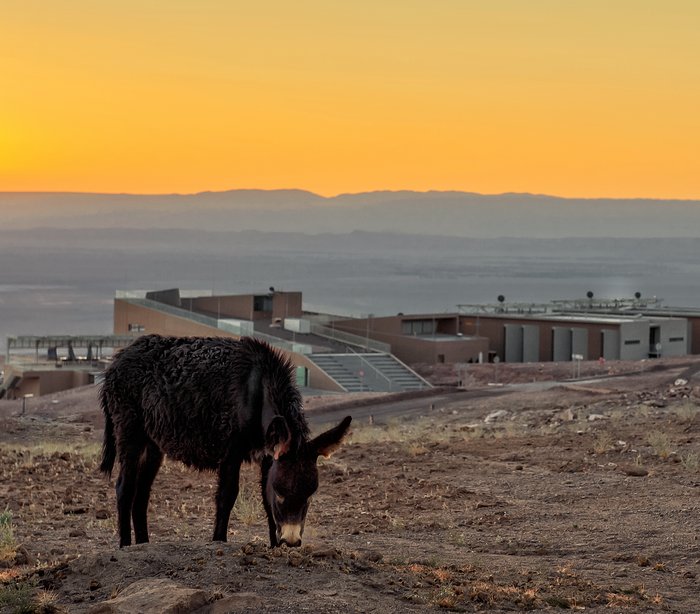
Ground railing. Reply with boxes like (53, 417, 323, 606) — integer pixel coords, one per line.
(347, 347, 394, 391)
(310, 322, 391, 353)
(123, 298, 312, 354)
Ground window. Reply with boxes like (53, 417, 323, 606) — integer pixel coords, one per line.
(624, 339, 641, 345)
(669, 337, 684, 342)
(253, 295, 273, 312)
(128, 323, 145, 332)
(401, 319, 435, 335)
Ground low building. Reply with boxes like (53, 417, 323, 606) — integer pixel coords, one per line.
(330, 299, 693, 364)
(329, 313, 490, 364)
(113, 289, 430, 393)
(1, 335, 134, 398)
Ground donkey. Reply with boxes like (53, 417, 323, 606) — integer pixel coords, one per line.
(100, 334, 351, 548)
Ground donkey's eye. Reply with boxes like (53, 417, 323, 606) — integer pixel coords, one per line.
(275, 492, 285, 504)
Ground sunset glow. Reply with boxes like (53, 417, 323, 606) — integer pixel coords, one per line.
(2, 1, 699, 198)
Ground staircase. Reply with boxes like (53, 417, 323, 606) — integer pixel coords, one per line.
(308, 352, 429, 393)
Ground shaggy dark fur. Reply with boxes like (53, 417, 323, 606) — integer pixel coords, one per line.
(100, 334, 351, 548)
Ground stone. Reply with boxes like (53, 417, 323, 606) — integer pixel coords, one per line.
(484, 410, 509, 423)
(587, 413, 608, 422)
(89, 578, 208, 614)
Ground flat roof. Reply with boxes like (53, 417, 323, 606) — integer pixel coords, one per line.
(461, 312, 686, 325)
(412, 334, 483, 342)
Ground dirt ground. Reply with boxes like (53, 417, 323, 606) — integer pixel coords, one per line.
(1, 358, 700, 612)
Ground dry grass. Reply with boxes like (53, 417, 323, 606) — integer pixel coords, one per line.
(233, 473, 264, 526)
(0, 441, 101, 463)
(0, 582, 62, 614)
(0, 507, 16, 564)
(674, 401, 699, 424)
(647, 431, 675, 459)
(349, 416, 439, 445)
(592, 431, 614, 455)
(681, 452, 700, 472)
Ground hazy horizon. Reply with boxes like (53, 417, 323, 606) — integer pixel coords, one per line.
(2, 189, 700, 239)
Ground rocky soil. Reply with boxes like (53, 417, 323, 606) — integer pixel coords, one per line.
(1, 357, 700, 612)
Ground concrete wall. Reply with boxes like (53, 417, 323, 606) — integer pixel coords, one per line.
(3, 365, 91, 398)
(601, 329, 620, 360)
(552, 327, 573, 362)
(656, 319, 689, 357)
(619, 321, 649, 360)
(504, 324, 523, 363)
(571, 328, 588, 359)
(522, 325, 540, 362)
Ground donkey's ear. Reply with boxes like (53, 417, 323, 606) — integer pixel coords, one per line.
(265, 416, 291, 460)
(310, 416, 352, 459)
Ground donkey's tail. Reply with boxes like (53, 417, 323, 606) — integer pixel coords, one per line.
(100, 388, 117, 477)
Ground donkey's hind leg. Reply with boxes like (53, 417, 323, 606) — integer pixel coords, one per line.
(132, 441, 163, 544)
(115, 440, 145, 548)
(213, 451, 242, 542)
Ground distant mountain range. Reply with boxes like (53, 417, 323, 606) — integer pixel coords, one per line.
(1, 189, 699, 237)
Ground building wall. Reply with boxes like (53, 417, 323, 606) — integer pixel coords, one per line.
(619, 321, 649, 360)
(459, 315, 623, 362)
(689, 317, 700, 354)
(572, 327, 588, 359)
(601, 329, 620, 360)
(272, 292, 303, 319)
(655, 319, 689, 357)
(552, 327, 573, 362)
(522, 325, 540, 362)
(504, 324, 523, 362)
(331, 314, 487, 364)
(3, 365, 91, 398)
(183, 292, 302, 322)
(113, 299, 344, 392)
(459, 317, 505, 360)
(115, 299, 230, 337)
(190, 295, 255, 320)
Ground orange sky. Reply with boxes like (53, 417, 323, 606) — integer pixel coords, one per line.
(2, 1, 699, 198)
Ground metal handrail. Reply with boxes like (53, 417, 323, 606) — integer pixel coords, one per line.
(309, 322, 391, 353)
(347, 347, 394, 390)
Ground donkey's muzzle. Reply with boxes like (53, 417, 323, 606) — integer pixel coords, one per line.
(278, 523, 302, 547)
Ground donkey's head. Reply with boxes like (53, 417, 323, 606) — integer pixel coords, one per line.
(263, 415, 352, 547)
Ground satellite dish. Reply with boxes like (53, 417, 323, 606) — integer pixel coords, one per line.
(497, 295, 505, 303)
(586, 290, 594, 299)
(269, 286, 275, 293)
(634, 291, 641, 299)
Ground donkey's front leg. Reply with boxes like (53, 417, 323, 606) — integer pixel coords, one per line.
(260, 456, 279, 547)
(213, 453, 242, 541)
